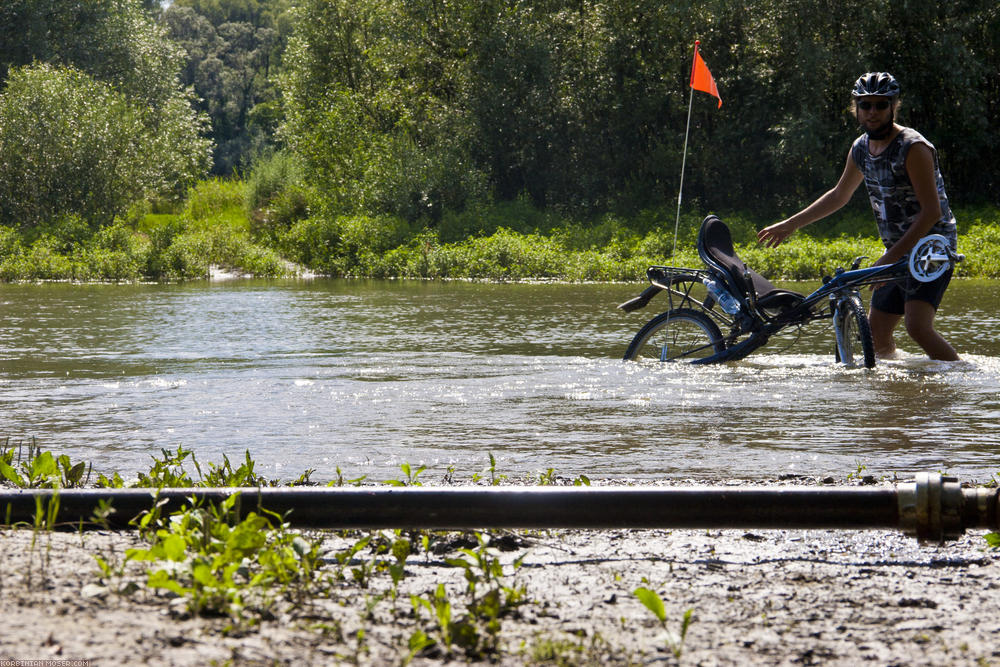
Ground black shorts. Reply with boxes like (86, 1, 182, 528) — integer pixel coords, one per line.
(870, 268, 952, 315)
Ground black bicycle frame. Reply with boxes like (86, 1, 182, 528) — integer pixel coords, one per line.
(688, 259, 910, 364)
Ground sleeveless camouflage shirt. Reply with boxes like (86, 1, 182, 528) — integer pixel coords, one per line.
(850, 127, 957, 250)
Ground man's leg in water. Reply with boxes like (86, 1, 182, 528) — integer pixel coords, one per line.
(869, 307, 901, 359)
(904, 299, 959, 361)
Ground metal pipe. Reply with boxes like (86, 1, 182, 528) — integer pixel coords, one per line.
(2, 473, 995, 542)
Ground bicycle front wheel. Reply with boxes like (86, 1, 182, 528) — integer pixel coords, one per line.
(833, 295, 875, 368)
(624, 308, 726, 362)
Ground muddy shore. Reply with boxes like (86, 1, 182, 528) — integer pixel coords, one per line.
(2, 479, 999, 666)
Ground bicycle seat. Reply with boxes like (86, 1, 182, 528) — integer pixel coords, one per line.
(697, 215, 805, 313)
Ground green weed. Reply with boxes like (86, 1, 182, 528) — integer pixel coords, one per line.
(328, 466, 367, 487)
(133, 445, 198, 488)
(385, 462, 426, 487)
(633, 586, 695, 659)
(847, 460, 868, 482)
(472, 453, 508, 486)
(195, 451, 272, 487)
(525, 631, 618, 666)
(0, 438, 90, 489)
(333, 533, 374, 586)
(126, 492, 322, 626)
(407, 530, 527, 660)
(3, 186, 998, 282)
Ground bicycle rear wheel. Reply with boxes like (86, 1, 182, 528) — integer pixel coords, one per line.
(624, 308, 726, 362)
(833, 295, 875, 368)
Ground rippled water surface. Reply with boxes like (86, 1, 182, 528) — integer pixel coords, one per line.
(2, 279, 999, 482)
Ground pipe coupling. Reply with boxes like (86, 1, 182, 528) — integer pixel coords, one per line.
(897, 472, 964, 542)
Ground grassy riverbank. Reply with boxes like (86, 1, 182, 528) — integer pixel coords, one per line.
(1, 179, 999, 283)
(3, 441, 1000, 666)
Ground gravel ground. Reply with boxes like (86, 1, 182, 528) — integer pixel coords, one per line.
(2, 482, 999, 666)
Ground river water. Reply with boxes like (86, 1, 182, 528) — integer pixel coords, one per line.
(2, 279, 998, 484)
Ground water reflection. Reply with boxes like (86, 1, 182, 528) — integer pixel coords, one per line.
(1, 279, 998, 482)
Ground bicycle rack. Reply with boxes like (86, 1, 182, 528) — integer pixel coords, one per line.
(2, 473, 995, 543)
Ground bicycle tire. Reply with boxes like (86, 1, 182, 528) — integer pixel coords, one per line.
(623, 308, 727, 362)
(833, 295, 875, 368)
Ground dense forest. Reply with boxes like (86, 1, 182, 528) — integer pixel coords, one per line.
(0, 0, 998, 281)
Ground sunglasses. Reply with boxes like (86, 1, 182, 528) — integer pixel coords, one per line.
(858, 100, 892, 111)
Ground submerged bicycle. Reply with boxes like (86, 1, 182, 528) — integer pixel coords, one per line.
(619, 215, 960, 367)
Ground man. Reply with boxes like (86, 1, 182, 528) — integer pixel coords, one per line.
(757, 72, 959, 361)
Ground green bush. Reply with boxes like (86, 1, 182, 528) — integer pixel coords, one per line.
(738, 235, 885, 280)
(0, 65, 147, 230)
(21, 237, 76, 280)
(72, 223, 151, 281)
(0, 64, 210, 232)
(183, 179, 247, 224)
(956, 224, 1000, 278)
(244, 151, 312, 243)
(437, 198, 557, 244)
(0, 226, 26, 280)
(280, 216, 346, 276)
(154, 232, 212, 280)
(422, 228, 565, 281)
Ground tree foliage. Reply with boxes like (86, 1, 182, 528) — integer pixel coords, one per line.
(0, 66, 146, 230)
(0, 0, 211, 229)
(1, 0, 186, 108)
(164, 0, 294, 173)
(0, 65, 205, 231)
(282, 0, 1000, 221)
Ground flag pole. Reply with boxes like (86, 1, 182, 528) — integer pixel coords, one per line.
(674, 85, 695, 258)
(673, 42, 699, 258)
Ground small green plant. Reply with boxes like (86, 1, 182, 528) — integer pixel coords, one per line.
(527, 632, 617, 665)
(0, 438, 90, 489)
(134, 445, 198, 488)
(633, 587, 695, 659)
(92, 515, 140, 596)
(405, 627, 437, 665)
(333, 533, 374, 586)
(96, 470, 126, 488)
(332, 529, 417, 608)
(385, 462, 426, 487)
(411, 584, 457, 652)
(450, 532, 527, 654)
(328, 466, 367, 486)
(289, 468, 317, 486)
(472, 453, 507, 486)
(408, 531, 527, 660)
(387, 531, 412, 601)
(128, 446, 288, 489)
(195, 450, 270, 487)
(90, 498, 117, 529)
(126, 492, 323, 626)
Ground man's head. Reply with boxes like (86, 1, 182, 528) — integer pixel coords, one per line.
(852, 72, 900, 140)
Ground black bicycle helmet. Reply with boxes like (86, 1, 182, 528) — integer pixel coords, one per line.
(852, 72, 900, 98)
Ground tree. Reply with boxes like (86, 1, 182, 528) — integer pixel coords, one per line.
(0, 65, 182, 230)
(0, 0, 212, 226)
(2, 0, 184, 108)
(281, 0, 486, 221)
(164, 0, 293, 173)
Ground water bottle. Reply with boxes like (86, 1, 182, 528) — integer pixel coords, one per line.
(704, 279, 742, 315)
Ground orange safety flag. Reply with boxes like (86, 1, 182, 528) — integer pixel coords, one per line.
(690, 41, 722, 108)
